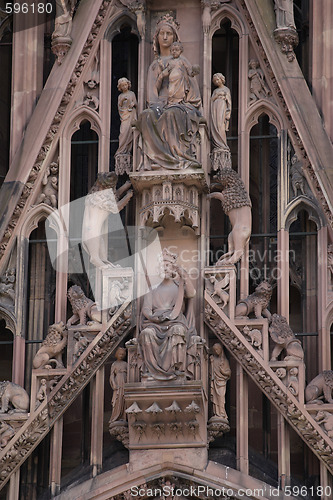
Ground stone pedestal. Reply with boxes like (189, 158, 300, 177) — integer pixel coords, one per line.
(125, 381, 207, 446)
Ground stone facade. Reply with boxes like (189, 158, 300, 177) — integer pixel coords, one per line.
(0, 1, 333, 499)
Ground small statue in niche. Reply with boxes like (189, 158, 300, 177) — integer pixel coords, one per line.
(315, 411, 333, 438)
(274, 0, 296, 30)
(0, 267, 15, 310)
(66, 285, 102, 326)
(0, 381, 29, 413)
(82, 172, 133, 269)
(36, 162, 59, 207)
(290, 154, 306, 197)
(35, 378, 48, 408)
(115, 78, 137, 175)
(248, 60, 271, 102)
(51, 0, 76, 64)
(33, 322, 68, 369)
(110, 347, 128, 422)
(138, 248, 200, 381)
(235, 281, 272, 319)
(158, 42, 200, 105)
(305, 370, 333, 404)
(208, 168, 252, 265)
(210, 73, 232, 170)
(210, 343, 231, 420)
(269, 314, 304, 361)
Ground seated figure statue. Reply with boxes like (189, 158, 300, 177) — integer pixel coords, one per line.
(135, 14, 202, 171)
(138, 249, 200, 381)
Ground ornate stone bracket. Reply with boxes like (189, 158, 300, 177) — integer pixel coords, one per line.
(273, 27, 299, 62)
(0, 300, 133, 490)
(204, 292, 333, 474)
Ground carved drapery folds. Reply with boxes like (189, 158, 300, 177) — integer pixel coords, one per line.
(52, 1, 77, 64)
(273, 1, 298, 62)
(210, 73, 232, 170)
(115, 78, 137, 175)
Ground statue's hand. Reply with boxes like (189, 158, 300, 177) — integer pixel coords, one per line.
(192, 65, 200, 76)
(159, 312, 170, 322)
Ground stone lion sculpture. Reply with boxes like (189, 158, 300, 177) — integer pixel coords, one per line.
(67, 285, 102, 326)
(235, 281, 272, 319)
(208, 168, 252, 265)
(82, 172, 133, 269)
(305, 371, 333, 404)
(0, 381, 29, 413)
(269, 314, 304, 361)
(33, 321, 68, 369)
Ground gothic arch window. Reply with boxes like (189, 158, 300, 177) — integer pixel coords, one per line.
(249, 114, 278, 303)
(25, 219, 56, 389)
(0, 319, 13, 380)
(108, 22, 139, 169)
(0, 11, 12, 187)
(288, 208, 319, 381)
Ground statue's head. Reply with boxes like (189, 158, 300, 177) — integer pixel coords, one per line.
(117, 77, 131, 92)
(213, 73, 226, 87)
(153, 14, 179, 57)
(115, 347, 126, 361)
(158, 248, 178, 279)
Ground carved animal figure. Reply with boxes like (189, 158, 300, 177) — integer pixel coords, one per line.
(209, 274, 229, 308)
(208, 168, 252, 265)
(243, 326, 262, 348)
(82, 172, 133, 269)
(0, 381, 29, 413)
(235, 281, 272, 319)
(305, 371, 333, 404)
(33, 322, 68, 369)
(269, 314, 304, 361)
(0, 421, 15, 447)
(315, 411, 333, 437)
(67, 285, 102, 326)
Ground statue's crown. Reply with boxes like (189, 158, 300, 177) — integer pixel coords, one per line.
(156, 13, 179, 32)
(159, 248, 178, 264)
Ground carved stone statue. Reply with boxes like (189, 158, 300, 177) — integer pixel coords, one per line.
(33, 322, 68, 369)
(82, 172, 133, 269)
(0, 421, 15, 448)
(0, 382, 29, 413)
(290, 154, 305, 197)
(209, 274, 229, 308)
(52, 0, 76, 64)
(210, 73, 232, 154)
(138, 249, 200, 381)
(315, 411, 333, 438)
(36, 161, 59, 207)
(210, 343, 231, 420)
(110, 347, 128, 422)
(269, 314, 304, 361)
(115, 78, 137, 175)
(274, 0, 296, 30)
(208, 168, 252, 265)
(67, 285, 102, 326)
(0, 267, 15, 311)
(136, 14, 202, 170)
(305, 371, 333, 404)
(248, 60, 271, 102)
(235, 281, 272, 319)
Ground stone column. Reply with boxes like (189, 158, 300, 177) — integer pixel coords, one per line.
(311, 0, 333, 142)
(10, 13, 44, 162)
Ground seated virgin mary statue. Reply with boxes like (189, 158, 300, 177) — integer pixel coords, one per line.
(138, 249, 201, 381)
(136, 14, 202, 171)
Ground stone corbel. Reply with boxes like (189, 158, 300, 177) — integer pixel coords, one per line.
(52, 1, 77, 64)
(273, 27, 299, 62)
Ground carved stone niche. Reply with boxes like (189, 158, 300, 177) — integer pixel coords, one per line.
(271, 360, 305, 404)
(30, 372, 64, 412)
(130, 171, 208, 235)
(204, 266, 236, 319)
(124, 382, 208, 468)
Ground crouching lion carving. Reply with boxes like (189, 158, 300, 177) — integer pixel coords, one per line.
(305, 371, 333, 404)
(269, 314, 304, 361)
(0, 381, 29, 413)
(235, 281, 272, 319)
(67, 285, 102, 326)
(33, 321, 68, 369)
